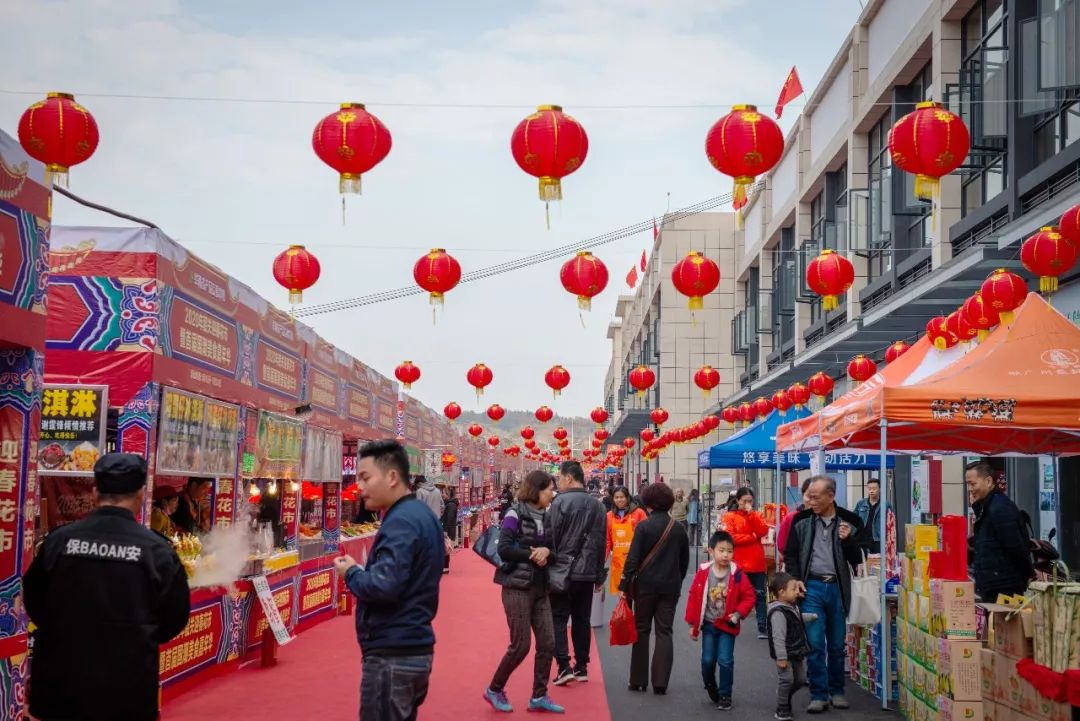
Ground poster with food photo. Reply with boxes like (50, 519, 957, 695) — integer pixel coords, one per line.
(37, 385, 108, 476)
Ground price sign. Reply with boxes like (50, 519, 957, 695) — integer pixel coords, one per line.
(37, 385, 108, 476)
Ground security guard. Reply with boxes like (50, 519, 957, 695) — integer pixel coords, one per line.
(24, 453, 191, 721)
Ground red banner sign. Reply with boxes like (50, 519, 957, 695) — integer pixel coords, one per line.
(299, 568, 334, 619)
(377, 401, 394, 432)
(214, 477, 235, 527)
(255, 339, 302, 401)
(159, 599, 224, 683)
(168, 295, 239, 376)
(308, 367, 337, 414)
(281, 487, 299, 547)
(0, 407, 24, 581)
(347, 387, 371, 425)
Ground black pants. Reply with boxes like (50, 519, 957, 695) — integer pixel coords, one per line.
(629, 593, 677, 690)
(491, 585, 555, 698)
(550, 580, 594, 671)
(360, 653, 433, 721)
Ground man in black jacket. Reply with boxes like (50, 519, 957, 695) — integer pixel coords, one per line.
(966, 462, 1032, 600)
(24, 453, 191, 721)
(547, 461, 606, 685)
(782, 475, 863, 714)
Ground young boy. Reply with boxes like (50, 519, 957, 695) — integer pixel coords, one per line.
(767, 572, 817, 720)
(685, 531, 756, 711)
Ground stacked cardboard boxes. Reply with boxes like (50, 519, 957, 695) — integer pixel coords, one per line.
(847, 605, 899, 702)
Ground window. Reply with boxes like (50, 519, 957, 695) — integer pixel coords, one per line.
(1038, 0, 1080, 91)
(867, 117, 893, 281)
(809, 192, 826, 324)
(747, 268, 760, 369)
(772, 227, 796, 350)
(961, 0, 1009, 215)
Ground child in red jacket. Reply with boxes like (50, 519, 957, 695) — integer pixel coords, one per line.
(685, 531, 757, 711)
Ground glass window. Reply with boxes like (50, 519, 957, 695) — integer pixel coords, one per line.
(961, 0, 1010, 217)
(1038, 0, 1080, 91)
(867, 115, 893, 281)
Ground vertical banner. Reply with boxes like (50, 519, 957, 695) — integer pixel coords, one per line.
(281, 486, 299, 550)
(1038, 455, 1058, 547)
(395, 399, 405, 442)
(322, 482, 340, 553)
(214, 478, 235, 527)
(250, 575, 293, 646)
(910, 456, 930, 523)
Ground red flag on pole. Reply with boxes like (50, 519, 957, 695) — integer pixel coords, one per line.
(640, 250, 647, 272)
(653, 218, 659, 240)
(626, 266, 638, 289)
(775, 66, 804, 118)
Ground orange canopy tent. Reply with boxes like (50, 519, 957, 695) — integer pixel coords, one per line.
(777, 293, 1080, 456)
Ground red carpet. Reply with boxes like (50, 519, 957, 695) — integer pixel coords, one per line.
(163, 550, 611, 720)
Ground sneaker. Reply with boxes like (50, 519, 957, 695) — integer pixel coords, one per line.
(807, 699, 829, 714)
(552, 667, 576, 686)
(830, 695, 850, 709)
(704, 682, 720, 704)
(717, 696, 732, 711)
(757, 631, 769, 639)
(775, 706, 794, 721)
(572, 666, 588, 682)
(528, 696, 565, 714)
(483, 688, 513, 713)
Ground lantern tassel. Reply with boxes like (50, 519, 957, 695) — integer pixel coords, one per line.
(579, 311, 586, 329)
(1041, 276, 1058, 293)
(289, 290, 302, 304)
(340, 173, 362, 195)
(977, 329, 989, 342)
(934, 337, 947, 351)
(342, 197, 346, 226)
(823, 295, 839, 312)
(999, 310, 1016, 325)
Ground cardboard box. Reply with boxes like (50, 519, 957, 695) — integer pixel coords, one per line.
(981, 647, 995, 699)
(932, 580, 978, 640)
(919, 595, 932, 633)
(1019, 675, 1072, 721)
(938, 639, 983, 701)
(992, 653, 1021, 710)
(983, 701, 999, 721)
(1050, 585, 1080, 672)
(988, 605, 1034, 660)
(938, 697, 985, 721)
(907, 524, 939, 561)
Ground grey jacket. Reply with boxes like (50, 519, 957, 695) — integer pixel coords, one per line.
(415, 482, 444, 521)
(547, 487, 607, 585)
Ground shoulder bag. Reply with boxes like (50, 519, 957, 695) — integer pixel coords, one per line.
(626, 518, 676, 600)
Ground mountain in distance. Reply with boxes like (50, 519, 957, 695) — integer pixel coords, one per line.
(455, 409, 592, 449)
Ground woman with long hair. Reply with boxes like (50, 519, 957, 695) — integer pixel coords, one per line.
(721, 487, 770, 638)
(605, 486, 647, 595)
(483, 471, 565, 714)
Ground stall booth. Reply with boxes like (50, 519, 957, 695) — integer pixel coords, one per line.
(0, 130, 51, 720)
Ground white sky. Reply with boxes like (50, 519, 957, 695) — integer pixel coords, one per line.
(2, 0, 861, 415)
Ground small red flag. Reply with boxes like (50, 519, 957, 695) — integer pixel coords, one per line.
(775, 66, 804, 118)
(626, 266, 638, 289)
(640, 250, 647, 272)
(653, 218, 659, 240)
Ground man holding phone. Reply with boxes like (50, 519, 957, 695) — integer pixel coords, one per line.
(334, 440, 444, 721)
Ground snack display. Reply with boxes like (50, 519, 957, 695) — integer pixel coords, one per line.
(172, 534, 203, 577)
(341, 521, 379, 538)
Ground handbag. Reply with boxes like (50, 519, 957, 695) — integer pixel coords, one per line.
(626, 518, 676, 599)
(609, 596, 638, 646)
(473, 524, 503, 568)
(846, 550, 881, 627)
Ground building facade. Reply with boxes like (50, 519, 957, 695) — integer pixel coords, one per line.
(715, 0, 1080, 565)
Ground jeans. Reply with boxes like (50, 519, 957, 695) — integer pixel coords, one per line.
(491, 585, 555, 699)
(687, 522, 699, 546)
(700, 624, 736, 697)
(360, 654, 433, 721)
(801, 579, 847, 701)
(747, 571, 768, 634)
(550, 580, 594, 671)
(629, 593, 677, 690)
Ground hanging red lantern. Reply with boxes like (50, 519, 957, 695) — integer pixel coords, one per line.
(553, 427, 568, 441)
(980, 269, 1028, 325)
(560, 251, 609, 312)
(312, 102, 392, 195)
(695, 420, 710, 437)
(510, 105, 589, 224)
(272, 245, 322, 304)
(787, 383, 811, 409)
(394, 361, 421, 390)
(705, 414, 721, 431)
(467, 423, 483, 438)
(705, 104, 784, 208)
(693, 365, 721, 398)
(18, 92, 100, 186)
(443, 402, 462, 422)
(1021, 226, 1078, 294)
(535, 406, 554, 424)
(590, 407, 609, 426)
(752, 396, 773, 418)
(946, 310, 978, 344)
(413, 248, 462, 308)
(488, 435, 500, 448)
(671, 251, 721, 312)
(591, 438, 602, 449)
(721, 406, 740, 428)
(847, 355, 878, 384)
(962, 291, 1001, 342)
(629, 365, 656, 396)
(650, 408, 669, 427)
(487, 404, 506, 422)
(1059, 202, 1080, 245)
(594, 429, 610, 442)
(771, 390, 792, 416)
(888, 101, 970, 201)
(884, 341, 910, 364)
(466, 363, 493, 400)
(926, 316, 958, 351)
(520, 426, 535, 440)
(806, 250, 855, 312)
(641, 428, 656, 443)
(544, 365, 571, 398)
(807, 372, 835, 402)
(738, 401, 756, 427)
(524, 439, 537, 450)
(441, 452, 457, 469)
(623, 438, 635, 450)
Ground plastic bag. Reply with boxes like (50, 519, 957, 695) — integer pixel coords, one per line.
(846, 573, 882, 627)
(609, 597, 638, 646)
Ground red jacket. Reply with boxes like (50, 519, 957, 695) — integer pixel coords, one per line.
(684, 562, 756, 636)
(776, 508, 800, 563)
(722, 509, 769, 573)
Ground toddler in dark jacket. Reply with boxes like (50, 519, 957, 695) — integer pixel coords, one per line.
(768, 572, 818, 720)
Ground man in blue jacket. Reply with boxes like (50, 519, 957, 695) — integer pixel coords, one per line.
(335, 440, 444, 721)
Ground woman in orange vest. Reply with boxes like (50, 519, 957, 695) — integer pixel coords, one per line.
(606, 486, 647, 595)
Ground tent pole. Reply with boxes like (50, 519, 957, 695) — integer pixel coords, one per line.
(879, 417, 890, 710)
(696, 464, 702, 567)
(776, 453, 783, 568)
(1053, 453, 1061, 553)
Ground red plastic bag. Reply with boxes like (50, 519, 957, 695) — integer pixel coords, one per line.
(609, 597, 638, 646)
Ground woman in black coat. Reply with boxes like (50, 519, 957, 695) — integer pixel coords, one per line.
(619, 483, 690, 695)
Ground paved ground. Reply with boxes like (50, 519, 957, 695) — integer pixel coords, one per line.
(594, 573, 897, 720)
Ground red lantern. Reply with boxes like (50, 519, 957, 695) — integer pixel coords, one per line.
(535, 406, 554, 424)
(926, 316, 958, 351)
(650, 408, 669, 427)
(488, 435, 500, 448)
(312, 102, 392, 195)
(705, 414, 721, 431)
(752, 396, 773, 418)
(467, 363, 493, 399)
(591, 438, 602, 449)
(545, 365, 571, 398)
(443, 402, 462, 422)
(884, 341, 910, 364)
(807, 372, 834, 402)
(510, 105, 589, 222)
(413, 248, 462, 308)
(738, 401, 756, 427)
(671, 252, 721, 312)
(771, 390, 792, 416)
(962, 292, 1001, 342)
(847, 355, 877, 384)
(487, 404, 506, 423)
(641, 428, 656, 443)
(721, 406, 740, 427)
(1021, 226, 1078, 294)
(272, 245, 322, 304)
(590, 407, 609, 426)
(705, 104, 784, 208)
(806, 250, 855, 312)
(946, 310, 978, 344)
(553, 427, 568, 441)
(787, 383, 811, 409)
(394, 361, 421, 390)
(18, 93, 100, 186)
(888, 101, 970, 201)
(693, 365, 721, 398)
(468, 423, 483, 438)
(560, 251, 609, 312)
(623, 438, 635, 450)
(980, 269, 1028, 324)
(520, 426, 535, 440)
(524, 439, 537, 450)
(594, 429, 610, 442)
(1059, 202, 1080, 245)
(441, 452, 456, 468)
(629, 365, 656, 396)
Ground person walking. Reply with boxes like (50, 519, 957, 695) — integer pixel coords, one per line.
(414, 474, 444, 521)
(782, 475, 864, 714)
(24, 453, 191, 721)
(687, 489, 701, 546)
(605, 486, 647, 595)
(547, 460, 607, 686)
(685, 531, 756, 711)
(671, 488, 690, 532)
(483, 471, 564, 714)
(722, 487, 770, 638)
(965, 461, 1033, 600)
(440, 483, 459, 574)
(619, 483, 690, 695)
(768, 572, 816, 721)
(335, 440, 444, 721)
(854, 478, 891, 557)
